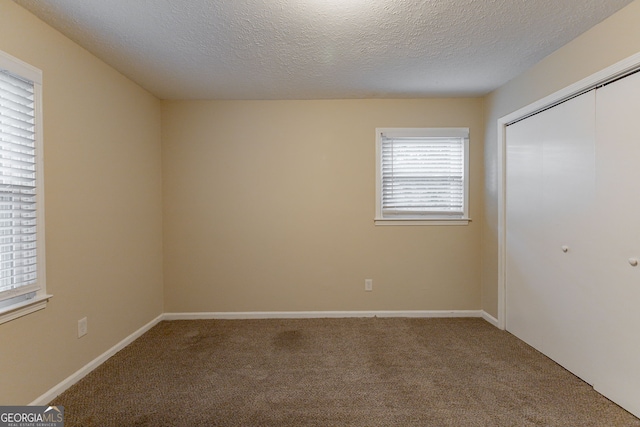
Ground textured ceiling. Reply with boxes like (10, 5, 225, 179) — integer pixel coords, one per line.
(12, 0, 634, 100)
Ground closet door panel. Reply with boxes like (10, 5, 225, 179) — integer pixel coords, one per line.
(506, 121, 545, 352)
(506, 91, 596, 382)
(539, 91, 596, 383)
(593, 71, 640, 417)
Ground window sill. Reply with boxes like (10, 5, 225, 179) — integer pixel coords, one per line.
(374, 218, 471, 226)
(0, 294, 52, 325)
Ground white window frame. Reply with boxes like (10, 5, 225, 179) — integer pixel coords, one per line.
(375, 127, 470, 226)
(0, 50, 49, 325)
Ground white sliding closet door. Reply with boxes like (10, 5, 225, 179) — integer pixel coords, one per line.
(505, 109, 545, 352)
(506, 91, 597, 383)
(592, 71, 640, 417)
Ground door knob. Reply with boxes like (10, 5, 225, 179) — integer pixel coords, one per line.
(629, 258, 638, 267)
(561, 245, 569, 253)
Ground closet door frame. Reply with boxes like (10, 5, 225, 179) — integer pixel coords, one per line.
(496, 52, 640, 330)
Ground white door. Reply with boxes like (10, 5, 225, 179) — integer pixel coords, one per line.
(592, 71, 640, 418)
(506, 110, 545, 352)
(506, 91, 597, 383)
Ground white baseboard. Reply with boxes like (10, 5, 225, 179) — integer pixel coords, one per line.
(481, 311, 500, 328)
(164, 310, 484, 320)
(30, 314, 163, 406)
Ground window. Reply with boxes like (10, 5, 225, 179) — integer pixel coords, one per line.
(0, 50, 48, 324)
(375, 128, 470, 225)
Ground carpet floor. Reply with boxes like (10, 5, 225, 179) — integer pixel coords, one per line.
(51, 317, 640, 426)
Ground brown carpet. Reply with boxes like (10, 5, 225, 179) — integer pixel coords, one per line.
(51, 318, 640, 426)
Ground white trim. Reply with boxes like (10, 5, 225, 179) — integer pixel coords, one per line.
(497, 118, 507, 330)
(163, 310, 484, 320)
(481, 311, 499, 328)
(377, 127, 470, 138)
(496, 51, 640, 331)
(374, 218, 470, 226)
(34, 78, 47, 309)
(0, 294, 52, 325)
(501, 53, 640, 126)
(29, 314, 163, 406)
(0, 50, 42, 84)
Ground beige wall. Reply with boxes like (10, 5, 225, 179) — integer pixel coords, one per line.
(482, 0, 640, 317)
(162, 99, 484, 313)
(0, 0, 164, 404)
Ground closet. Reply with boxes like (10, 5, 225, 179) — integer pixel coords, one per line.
(505, 70, 640, 417)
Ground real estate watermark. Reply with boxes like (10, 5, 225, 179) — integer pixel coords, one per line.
(0, 406, 63, 427)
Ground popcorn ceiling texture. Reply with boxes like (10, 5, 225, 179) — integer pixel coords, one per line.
(13, 0, 634, 100)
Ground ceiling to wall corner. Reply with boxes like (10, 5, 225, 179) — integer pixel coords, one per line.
(12, 0, 634, 100)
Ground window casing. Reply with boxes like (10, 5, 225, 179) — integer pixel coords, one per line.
(375, 128, 470, 226)
(0, 50, 48, 324)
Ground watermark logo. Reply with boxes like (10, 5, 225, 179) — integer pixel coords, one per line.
(0, 406, 64, 427)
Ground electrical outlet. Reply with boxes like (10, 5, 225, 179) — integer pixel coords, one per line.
(365, 279, 373, 292)
(78, 317, 88, 338)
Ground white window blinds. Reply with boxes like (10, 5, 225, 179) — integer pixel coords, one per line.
(376, 128, 469, 221)
(0, 69, 39, 302)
